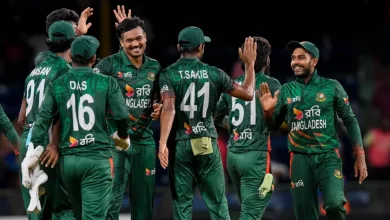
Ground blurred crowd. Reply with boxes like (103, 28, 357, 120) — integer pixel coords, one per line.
(0, 2, 389, 190)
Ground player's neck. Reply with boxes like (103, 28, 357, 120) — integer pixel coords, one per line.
(128, 54, 143, 69)
(303, 69, 316, 84)
(181, 54, 198, 59)
(57, 50, 71, 63)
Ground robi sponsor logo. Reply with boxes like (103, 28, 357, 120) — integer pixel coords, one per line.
(146, 168, 155, 176)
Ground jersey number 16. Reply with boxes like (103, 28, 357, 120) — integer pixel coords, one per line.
(66, 94, 95, 131)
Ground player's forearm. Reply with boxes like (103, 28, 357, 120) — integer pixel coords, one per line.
(30, 116, 53, 147)
(343, 116, 364, 155)
(241, 63, 255, 100)
(159, 104, 175, 145)
(49, 120, 61, 147)
(1, 118, 20, 154)
(263, 109, 285, 131)
(116, 119, 130, 138)
(18, 98, 26, 128)
(0, 107, 19, 151)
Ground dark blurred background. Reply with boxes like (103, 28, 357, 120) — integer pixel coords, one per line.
(0, 0, 389, 219)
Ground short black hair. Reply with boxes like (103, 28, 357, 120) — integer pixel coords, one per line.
(241, 37, 271, 73)
(46, 8, 79, 33)
(46, 37, 74, 53)
(71, 55, 94, 66)
(178, 45, 201, 55)
(115, 17, 145, 39)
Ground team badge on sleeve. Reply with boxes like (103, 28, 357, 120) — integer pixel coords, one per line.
(343, 98, 349, 104)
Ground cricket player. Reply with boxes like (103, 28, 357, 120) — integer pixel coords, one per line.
(34, 7, 93, 67)
(214, 37, 280, 220)
(258, 41, 368, 220)
(158, 26, 257, 220)
(28, 35, 131, 220)
(18, 21, 78, 220)
(0, 105, 20, 156)
(93, 16, 161, 220)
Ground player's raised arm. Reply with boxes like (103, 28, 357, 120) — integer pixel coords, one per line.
(257, 83, 286, 131)
(0, 105, 20, 155)
(224, 37, 257, 101)
(333, 80, 367, 183)
(30, 83, 58, 148)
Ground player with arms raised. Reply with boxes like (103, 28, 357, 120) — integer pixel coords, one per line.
(214, 36, 280, 220)
(27, 35, 131, 220)
(158, 26, 257, 220)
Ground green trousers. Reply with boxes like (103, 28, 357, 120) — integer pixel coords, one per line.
(169, 139, 230, 220)
(20, 132, 74, 220)
(60, 155, 113, 220)
(289, 149, 346, 220)
(106, 143, 156, 220)
(227, 150, 273, 220)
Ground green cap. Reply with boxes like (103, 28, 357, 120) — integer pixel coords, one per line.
(71, 35, 100, 61)
(48, 21, 76, 42)
(178, 26, 211, 48)
(286, 41, 319, 58)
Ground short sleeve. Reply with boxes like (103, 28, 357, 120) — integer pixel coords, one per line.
(218, 68, 237, 93)
(159, 70, 175, 100)
(93, 58, 113, 76)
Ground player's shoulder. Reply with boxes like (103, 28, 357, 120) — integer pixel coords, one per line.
(34, 50, 52, 66)
(279, 80, 295, 92)
(99, 51, 122, 64)
(145, 55, 161, 69)
(265, 76, 281, 86)
(318, 75, 342, 88)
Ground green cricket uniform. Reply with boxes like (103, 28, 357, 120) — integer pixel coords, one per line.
(269, 41, 363, 220)
(159, 54, 237, 219)
(30, 35, 130, 220)
(215, 72, 280, 219)
(0, 105, 20, 155)
(20, 21, 76, 220)
(34, 50, 51, 66)
(94, 50, 160, 220)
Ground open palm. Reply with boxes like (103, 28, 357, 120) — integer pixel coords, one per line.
(256, 83, 279, 112)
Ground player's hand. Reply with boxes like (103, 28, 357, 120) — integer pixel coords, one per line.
(114, 5, 132, 28)
(354, 154, 368, 184)
(158, 142, 169, 169)
(21, 143, 44, 189)
(151, 103, 162, 120)
(40, 144, 59, 168)
(238, 37, 257, 65)
(112, 131, 130, 151)
(76, 7, 94, 36)
(257, 83, 279, 113)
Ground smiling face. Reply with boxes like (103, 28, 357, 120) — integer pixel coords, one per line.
(120, 26, 147, 58)
(290, 47, 318, 78)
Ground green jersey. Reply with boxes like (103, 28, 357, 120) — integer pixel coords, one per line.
(159, 57, 237, 141)
(30, 67, 130, 159)
(215, 73, 281, 152)
(23, 51, 71, 131)
(34, 51, 52, 66)
(94, 50, 161, 145)
(270, 70, 363, 154)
